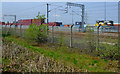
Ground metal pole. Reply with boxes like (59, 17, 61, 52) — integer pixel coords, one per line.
(8, 24, 12, 34)
(70, 24, 74, 48)
(5, 24, 7, 34)
(55, 9, 56, 22)
(72, 10, 73, 25)
(52, 24, 55, 44)
(96, 24, 101, 51)
(97, 28, 99, 51)
(20, 24, 22, 37)
(81, 5, 85, 32)
(14, 15, 16, 36)
(104, 1, 106, 21)
(47, 3, 49, 34)
(67, 2, 85, 33)
(118, 2, 120, 70)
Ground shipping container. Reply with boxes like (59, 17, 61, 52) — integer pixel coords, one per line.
(48, 22, 62, 26)
(64, 25, 69, 27)
(32, 19, 45, 25)
(113, 23, 120, 26)
(0, 21, 2, 25)
(0, 21, 5, 25)
(60, 25, 64, 27)
(18, 19, 32, 25)
(48, 22, 55, 26)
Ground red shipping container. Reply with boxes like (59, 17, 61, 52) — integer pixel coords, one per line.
(0, 21, 5, 25)
(18, 19, 32, 25)
(32, 19, 44, 25)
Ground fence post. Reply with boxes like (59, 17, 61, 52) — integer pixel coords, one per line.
(20, 24, 22, 37)
(101, 26, 103, 33)
(96, 28, 99, 51)
(70, 24, 74, 48)
(8, 25, 12, 34)
(5, 25, 7, 34)
(52, 24, 55, 44)
(96, 24, 101, 51)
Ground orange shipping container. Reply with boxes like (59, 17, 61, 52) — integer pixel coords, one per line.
(64, 25, 69, 27)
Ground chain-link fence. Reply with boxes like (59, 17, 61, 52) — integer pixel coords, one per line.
(48, 26, 118, 51)
(2, 25, 119, 51)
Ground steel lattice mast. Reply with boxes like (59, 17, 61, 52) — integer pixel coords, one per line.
(67, 2, 85, 32)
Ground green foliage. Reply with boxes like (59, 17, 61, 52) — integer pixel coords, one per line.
(24, 12, 48, 44)
(2, 58, 10, 65)
(73, 58, 78, 65)
(2, 28, 11, 37)
(58, 33, 65, 46)
(2, 33, 11, 37)
(85, 33, 96, 52)
(35, 12, 46, 20)
(4, 36, 118, 72)
(85, 27, 96, 52)
(3, 67, 7, 71)
(86, 27, 94, 33)
(25, 23, 48, 44)
(99, 44, 120, 60)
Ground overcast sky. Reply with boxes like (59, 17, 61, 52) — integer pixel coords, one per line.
(1, 2, 119, 25)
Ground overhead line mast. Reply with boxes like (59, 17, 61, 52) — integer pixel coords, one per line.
(3, 15, 17, 35)
(47, 3, 49, 34)
(67, 2, 85, 32)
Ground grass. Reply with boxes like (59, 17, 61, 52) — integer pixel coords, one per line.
(3, 36, 119, 72)
(2, 58, 10, 66)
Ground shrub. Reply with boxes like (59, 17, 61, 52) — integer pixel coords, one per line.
(99, 42, 120, 60)
(85, 30, 96, 52)
(24, 12, 48, 44)
(86, 27, 94, 33)
(25, 23, 48, 44)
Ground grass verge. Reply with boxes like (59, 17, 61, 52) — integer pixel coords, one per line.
(3, 36, 119, 72)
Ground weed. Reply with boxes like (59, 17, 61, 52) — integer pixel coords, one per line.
(3, 36, 119, 72)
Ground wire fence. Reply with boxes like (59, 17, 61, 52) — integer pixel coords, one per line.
(2, 25, 119, 52)
(49, 26, 118, 51)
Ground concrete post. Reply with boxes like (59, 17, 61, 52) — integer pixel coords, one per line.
(96, 24, 101, 51)
(20, 24, 22, 37)
(96, 28, 99, 51)
(8, 24, 12, 34)
(47, 3, 49, 35)
(14, 15, 17, 36)
(5, 24, 7, 34)
(70, 24, 74, 48)
(81, 5, 85, 32)
(52, 24, 55, 44)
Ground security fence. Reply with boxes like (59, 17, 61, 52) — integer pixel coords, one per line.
(48, 26, 119, 51)
(2, 25, 119, 52)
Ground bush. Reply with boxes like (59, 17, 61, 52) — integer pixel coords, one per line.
(86, 27, 94, 33)
(2, 28, 11, 37)
(99, 44, 120, 60)
(85, 30, 96, 52)
(24, 12, 48, 44)
(25, 23, 48, 44)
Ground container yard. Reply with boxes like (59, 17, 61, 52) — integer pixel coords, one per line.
(1, 1, 120, 73)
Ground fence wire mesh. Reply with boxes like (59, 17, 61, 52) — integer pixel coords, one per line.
(2, 25, 119, 52)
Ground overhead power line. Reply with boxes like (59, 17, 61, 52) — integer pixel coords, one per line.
(4, 4, 46, 14)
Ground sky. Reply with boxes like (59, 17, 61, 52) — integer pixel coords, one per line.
(1, 2, 119, 25)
